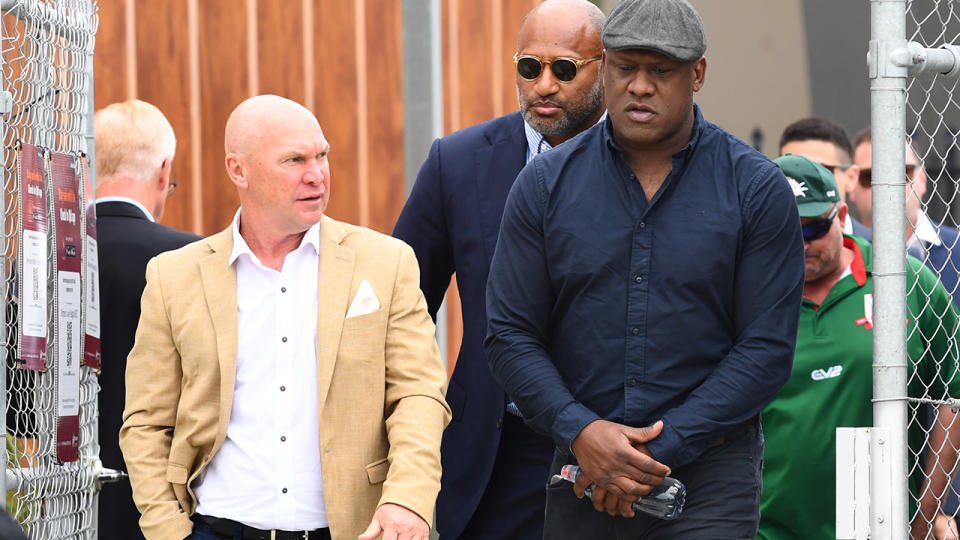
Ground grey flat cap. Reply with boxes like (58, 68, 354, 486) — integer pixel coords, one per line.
(602, 0, 707, 62)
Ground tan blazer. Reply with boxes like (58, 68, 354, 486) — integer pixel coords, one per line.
(119, 215, 451, 540)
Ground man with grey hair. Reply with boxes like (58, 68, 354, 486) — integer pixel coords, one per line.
(94, 99, 201, 540)
(485, 0, 804, 537)
(393, 1, 605, 538)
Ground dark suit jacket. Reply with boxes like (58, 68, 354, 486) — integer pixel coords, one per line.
(851, 217, 873, 243)
(925, 224, 960, 308)
(95, 201, 201, 540)
(394, 112, 553, 538)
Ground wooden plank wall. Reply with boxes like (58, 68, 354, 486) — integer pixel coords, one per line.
(92, 0, 541, 369)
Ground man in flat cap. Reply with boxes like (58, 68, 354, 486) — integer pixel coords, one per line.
(485, 0, 805, 537)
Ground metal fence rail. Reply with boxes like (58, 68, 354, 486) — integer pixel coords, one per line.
(1, 1, 98, 538)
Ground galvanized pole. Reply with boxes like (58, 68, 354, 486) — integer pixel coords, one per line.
(869, 0, 909, 537)
(0, 0, 10, 511)
(401, 0, 446, 363)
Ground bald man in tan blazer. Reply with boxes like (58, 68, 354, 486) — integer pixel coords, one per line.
(119, 96, 450, 540)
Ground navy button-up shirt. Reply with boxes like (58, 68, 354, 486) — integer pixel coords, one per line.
(484, 106, 805, 468)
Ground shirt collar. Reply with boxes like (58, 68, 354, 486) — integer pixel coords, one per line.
(603, 104, 704, 159)
(524, 121, 552, 162)
(228, 209, 322, 266)
(845, 235, 869, 286)
(525, 111, 608, 163)
(910, 210, 942, 248)
(94, 196, 155, 222)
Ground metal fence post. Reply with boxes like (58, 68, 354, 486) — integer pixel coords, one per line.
(869, 0, 909, 537)
(401, 0, 447, 367)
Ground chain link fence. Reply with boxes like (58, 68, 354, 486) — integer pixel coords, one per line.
(2, 0, 98, 538)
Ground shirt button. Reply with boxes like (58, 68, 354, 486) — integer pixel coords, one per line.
(280, 435, 287, 442)
(282, 488, 288, 494)
(639, 222, 646, 228)
(280, 385, 286, 392)
(281, 287, 287, 293)
(631, 327, 640, 335)
(281, 336, 288, 343)
(635, 275, 643, 283)
(627, 378, 639, 387)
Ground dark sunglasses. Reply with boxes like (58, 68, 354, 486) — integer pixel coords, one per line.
(818, 162, 851, 174)
(513, 54, 601, 83)
(801, 204, 840, 242)
(858, 164, 917, 187)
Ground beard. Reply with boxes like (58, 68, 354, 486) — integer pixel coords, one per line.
(518, 74, 603, 140)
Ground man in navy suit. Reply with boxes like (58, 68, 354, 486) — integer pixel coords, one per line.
(852, 128, 960, 307)
(393, 1, 605, 537)
(93, 100, 202, 540)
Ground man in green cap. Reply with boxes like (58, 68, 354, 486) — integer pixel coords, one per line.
(759, 154, 960, 540)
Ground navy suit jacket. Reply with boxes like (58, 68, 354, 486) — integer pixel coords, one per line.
(925, 224, 960, 308)
(95, 201, 202, 540)
(394, 112, 551, 538)
(851, 217, 873, 243)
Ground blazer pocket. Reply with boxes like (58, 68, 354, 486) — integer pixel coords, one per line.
(166, 462, 189, 484)
(166, 462, 190, 508)
(365, 457, 389, 485)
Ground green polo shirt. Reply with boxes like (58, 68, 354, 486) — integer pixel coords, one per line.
(758, 235, 960, 540)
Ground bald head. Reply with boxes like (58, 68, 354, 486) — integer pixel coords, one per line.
(225, 94, 321, 156)
(519, 0, 605, 48)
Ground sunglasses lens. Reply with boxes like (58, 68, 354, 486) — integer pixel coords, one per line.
(551, 59, 578, 82)
(517, 57, 542, 80)
(859, 165, 917, 187)
(802, 219, 833, 242)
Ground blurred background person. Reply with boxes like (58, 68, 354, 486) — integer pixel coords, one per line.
(779, 116, 872, 241)
(93, 99, 202, 540)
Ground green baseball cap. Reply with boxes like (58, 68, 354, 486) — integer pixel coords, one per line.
(774, 154, 841, 218)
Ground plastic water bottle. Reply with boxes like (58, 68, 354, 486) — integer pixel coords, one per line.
(550, 464, 686, 520)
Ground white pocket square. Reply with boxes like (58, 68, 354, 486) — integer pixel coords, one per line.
(346, 280, 381, 318)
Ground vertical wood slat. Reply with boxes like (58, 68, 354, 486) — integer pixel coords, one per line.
(196, 0, 246, 235)
(257, 0, 305, 103)
(124, 0, 137, 99)
(133, 0, 195, 235)
(364, 0, 404, 235)
(354, 0, 369, 228)
(91, 2, 126, 111)
(314, 1, 360, 227)
(187, 0, 203, 234)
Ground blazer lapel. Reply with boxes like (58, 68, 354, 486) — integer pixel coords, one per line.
(315, 216, 356, 414)
(475, 114, 527, 263)
(198, 228, 239, 452)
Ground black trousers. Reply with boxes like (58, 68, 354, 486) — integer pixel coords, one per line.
(449, 413, 555, 540)
(542, 419, 763, 540)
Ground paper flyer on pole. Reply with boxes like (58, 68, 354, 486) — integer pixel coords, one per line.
(50, 152, 81, 462)
(16, 143, 49, 371)
(80, 156, 100, 370)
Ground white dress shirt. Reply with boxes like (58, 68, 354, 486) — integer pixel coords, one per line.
(194, 211, 327, 530)
(907, 210, 943, 258)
